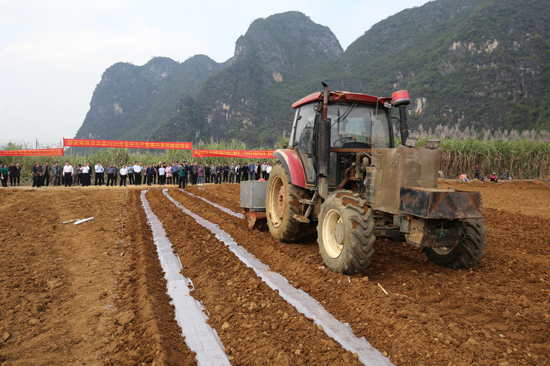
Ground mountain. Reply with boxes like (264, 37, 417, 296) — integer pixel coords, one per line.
(152, 11, 342, 144)
(324, 0, 550, 132)
(78, 1, 550, 146)
(75, 55, 230, 141)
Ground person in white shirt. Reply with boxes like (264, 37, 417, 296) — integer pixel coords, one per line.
(133, 162, 142, 186)
(158, 165, 166, 185)
(119, 164, 128, 187)
(266, 162, 272, 180)
(94, 162, 105, 186)
(63, 161, 74, 187)
(81, 162, 91, 186)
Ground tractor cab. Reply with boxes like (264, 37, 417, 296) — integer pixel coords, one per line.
(289, 91, 393, 189)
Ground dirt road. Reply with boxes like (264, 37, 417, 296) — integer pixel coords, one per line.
(0, 180, 548, 365)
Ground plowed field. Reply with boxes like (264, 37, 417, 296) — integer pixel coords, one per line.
(0, 180, 548, 366)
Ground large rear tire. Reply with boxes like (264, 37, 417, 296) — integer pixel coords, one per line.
(423, 219, 487, 269)
(317, 190, 375, 275)
(266, 162, 310, 242)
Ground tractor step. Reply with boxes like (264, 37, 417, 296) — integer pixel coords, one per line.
(292, 214, 310, 224)
(299, 200, 318, 205)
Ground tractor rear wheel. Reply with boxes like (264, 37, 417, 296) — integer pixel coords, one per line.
(266, 162, 310, 242)
(317, 190, 375, 275)
(423, 219, 487, 269)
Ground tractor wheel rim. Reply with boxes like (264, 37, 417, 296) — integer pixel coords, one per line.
(432, 247, 453, 255)
(269, 176, 284, 228)
(323, 209, 344, 259)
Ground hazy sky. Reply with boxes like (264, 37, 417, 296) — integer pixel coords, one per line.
(0, 0, 430, 145)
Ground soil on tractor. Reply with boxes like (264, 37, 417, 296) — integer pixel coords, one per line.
(0, 181, 549, 366)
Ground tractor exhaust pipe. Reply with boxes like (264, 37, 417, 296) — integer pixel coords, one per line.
(392, 90, 411, 146)
(318, 83, 331, 199)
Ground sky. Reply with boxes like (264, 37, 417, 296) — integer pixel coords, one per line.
(0, 0, 430, 145)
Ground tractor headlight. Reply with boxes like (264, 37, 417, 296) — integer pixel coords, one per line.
(405, 137, 418, 147)
(426, 140, 440, 149)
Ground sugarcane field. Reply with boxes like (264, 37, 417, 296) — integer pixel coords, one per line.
(0, 179, 548, 366)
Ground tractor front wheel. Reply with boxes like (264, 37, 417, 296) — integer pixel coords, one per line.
(423, 219, 487, 269)
(266, 162, 310, 242)
(317, 190, 375, 275)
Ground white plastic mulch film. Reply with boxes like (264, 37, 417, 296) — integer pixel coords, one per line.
(140, 190, 231, 366)
(163, 189, 394, 366)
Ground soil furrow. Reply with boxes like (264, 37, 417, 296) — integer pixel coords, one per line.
(145, 188, 363, 366)
(165, 185, 550, 366)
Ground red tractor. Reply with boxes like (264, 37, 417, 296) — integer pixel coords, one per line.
(264, 83, 487, 275)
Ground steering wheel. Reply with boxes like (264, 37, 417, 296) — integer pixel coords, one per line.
(332, 135, 356, 147)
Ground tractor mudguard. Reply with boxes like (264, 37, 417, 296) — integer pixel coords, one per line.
(273, 149, 306, 188)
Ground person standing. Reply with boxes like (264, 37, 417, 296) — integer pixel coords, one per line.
(42, 161, 51, 186)
(81, 162, 91, 186)
(191, 162, 198, 185)
(119, 164, 128, 186)
(203, 163, 210, 184)
(51, 162, 62, 186)
(178, 161, 188, 189)
(255, 162, 261, 180)
(198, 163, 204, 185)
(15, 163, 22, 186)
(235, 163, 241, 184)
(158, 164, 166, 185)
(474, 165, 480, 180)
(229, 161, 236, 183)
(154, 161, 162, 185)
(222, 163, 229, 183)
(106, 164, 116, 186)
(133, 162, 141, 186)
(261, 161, 268, 180)
(215, 163, 223, 184)
(248, 161, 255, 180)
(266, 162, 272, 180)
(113, 164, 119, 186)
(8, 163, 17, 187)
(127, 164, 134, 185)
(242, 163, 248, 181)
(32, 162, 43, 188)
(94, 162, 104, 186)
(170, 163, 177, 185)
(146, 164, 155, 186)
(166, 164, 172, 185)
(1, 164, 9, 187)
(63, 161, 73, 187)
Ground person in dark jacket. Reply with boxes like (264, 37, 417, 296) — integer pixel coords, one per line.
(146, 164, 155, 186)
(8, 163, 17, 187)
(191, 163, 198, 185)
(204, 164, 211, 184)
(242, 163, 249, 181)
(255, 162, 261, 180)
(179, 162, 189, 189)
(42, 161, 51, 186)
(215, 163, 223, 184)
(32, 162, 43, 188)
(223, 163, 230, 183)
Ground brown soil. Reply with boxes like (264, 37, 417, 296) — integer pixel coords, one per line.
(1, 181, 548, 366)
(0, 186, 194, 366)
(182, 181, 550, 366)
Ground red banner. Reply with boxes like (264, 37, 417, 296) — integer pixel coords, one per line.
(192, 149, 276, 159)
(0, 148, 64, 157)
(64, 138, 192, 150)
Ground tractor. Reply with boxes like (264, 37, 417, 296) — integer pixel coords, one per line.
(260, 83, 487, 275)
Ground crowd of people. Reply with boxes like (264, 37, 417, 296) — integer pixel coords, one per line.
(0, 160, 274, 188)
(457, 166, 513, 183)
